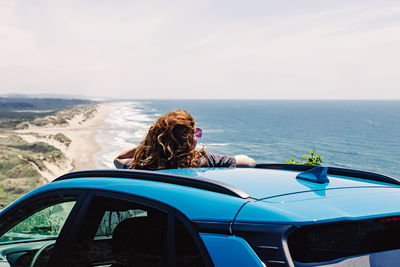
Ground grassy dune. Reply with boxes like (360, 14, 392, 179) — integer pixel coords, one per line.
(15, 104, 97, 130)
(0, 133, 70, 208)
(0, 134, 45, 208)
(0, 98, 97, 209)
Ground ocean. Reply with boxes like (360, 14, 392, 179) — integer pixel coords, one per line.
(93, 100, 400, 179)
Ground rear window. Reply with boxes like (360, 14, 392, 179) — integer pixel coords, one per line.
(288, 216, 400, 263)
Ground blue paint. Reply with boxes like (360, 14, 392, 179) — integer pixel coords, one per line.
(160, 168, 398, 199)
(200, 233, 263, 267)
(236, 187, 400, 224)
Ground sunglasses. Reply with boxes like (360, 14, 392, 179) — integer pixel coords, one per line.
(195, 128, 202, 138)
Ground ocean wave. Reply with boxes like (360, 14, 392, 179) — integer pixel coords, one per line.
(204, 143, 232, 146)
(94, 101, 161, 168)
(366, 119, 380, 126)
(204, 129, 224, 133)
(323, 149, 361, 156)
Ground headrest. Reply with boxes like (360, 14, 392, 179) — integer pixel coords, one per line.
(112, 215, 167, 255)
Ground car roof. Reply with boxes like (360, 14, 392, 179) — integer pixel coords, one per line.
(160, 166, 400, 224)
(160, 166, 400, 200)
(6, 165, 400, 225)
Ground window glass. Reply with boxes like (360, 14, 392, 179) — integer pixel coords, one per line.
(0, 197, 76, 244)
(67, 195, 206, 267)
(96, 209, 147, 236)
(67, 196, 167, 267)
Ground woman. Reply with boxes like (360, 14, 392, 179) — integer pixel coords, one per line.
(114, 109, 255, 170)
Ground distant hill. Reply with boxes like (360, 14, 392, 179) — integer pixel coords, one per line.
(0, 93, 90, 100)
(0, 97, 96, 129)
(0, 97, 93, 111)
(0, 102, 35, 109)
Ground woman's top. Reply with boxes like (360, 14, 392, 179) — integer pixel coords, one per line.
(198, 153, 236, 168)
(121, 153, 236, 169)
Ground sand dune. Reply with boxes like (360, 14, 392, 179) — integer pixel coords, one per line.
(17, 103, 111, 182)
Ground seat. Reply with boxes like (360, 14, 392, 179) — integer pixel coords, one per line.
(111, 215, 167, 267)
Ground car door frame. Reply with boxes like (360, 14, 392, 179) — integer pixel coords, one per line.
(50, 189, 214, 267)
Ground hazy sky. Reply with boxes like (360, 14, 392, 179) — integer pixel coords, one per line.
(1, 0, 400, 99)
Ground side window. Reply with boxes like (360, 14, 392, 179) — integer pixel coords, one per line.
(0, 195, 78, 267)
(67, 196, 168, 266)
(96, 208, 147, 236)
(67, 195, 207, 267)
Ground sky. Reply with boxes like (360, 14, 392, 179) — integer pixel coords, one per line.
(1, 0, 400, 99)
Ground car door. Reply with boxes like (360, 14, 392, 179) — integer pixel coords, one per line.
(0, 190, 87, 267)
(56, 190, 213, 267)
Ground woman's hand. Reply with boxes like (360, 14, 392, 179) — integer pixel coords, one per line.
(234, 155, 256, 167)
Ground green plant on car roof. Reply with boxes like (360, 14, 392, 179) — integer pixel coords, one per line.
(286, 149, 322, 166)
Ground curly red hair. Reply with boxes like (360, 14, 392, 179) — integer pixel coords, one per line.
(128, 110, 206, 170)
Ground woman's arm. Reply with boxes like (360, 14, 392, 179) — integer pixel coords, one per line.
(114, 147, 136, 169)
(234, 155, 256, 167)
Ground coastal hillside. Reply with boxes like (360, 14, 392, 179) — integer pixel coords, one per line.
(0, 133, 70, 208)
(0, 97, 92, 129)
(0, 97, 101, 208)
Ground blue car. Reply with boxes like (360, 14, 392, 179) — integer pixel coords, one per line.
(0, 164, 400, 266)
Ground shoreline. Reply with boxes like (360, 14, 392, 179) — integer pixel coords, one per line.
(16, 102, 112, 182)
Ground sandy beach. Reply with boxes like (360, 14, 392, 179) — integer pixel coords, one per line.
(16, 102, 111, 182)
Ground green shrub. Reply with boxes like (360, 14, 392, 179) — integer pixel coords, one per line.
(53, 133, 71, 147)
(286, 149, 323, 166)
(10, 142, 57, 153)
